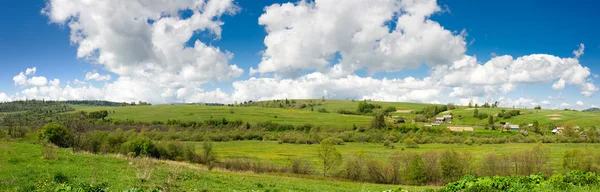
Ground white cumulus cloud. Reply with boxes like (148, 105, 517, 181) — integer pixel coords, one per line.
(41, 0, 243, 102)
(85, 72, 112, 81)
(12, 68, 48, 87)
(253, 0, 466, 77)
(576, 100, 584, 106)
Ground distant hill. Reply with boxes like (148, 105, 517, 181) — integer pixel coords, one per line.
(583, 108, 600, 112)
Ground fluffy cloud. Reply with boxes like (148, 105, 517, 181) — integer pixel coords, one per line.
(230, 72, 441, 103)
(541, 100, 550, 105)
(253, 0, 465, 77)
(85, 72, 112, 81)
(25, 67, 36, 75)
(576, 100, 584, 106)
(13, 68, 48, 87)
(0, 93, 11, 102)
(434, 51, 596, 97)
(42, 0, 243, 102)
(1, 0, 591, 105)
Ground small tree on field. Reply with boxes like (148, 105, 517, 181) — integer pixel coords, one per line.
(318, 138, 342, 177)
(202, 141, 217, 171)
(440, 150, 464, 182)
(371, 112, 386, 129)
(39, 123, 71, 148)
(488, 115, 494, 127)
(407, 154, 427, 185)
(404, 138, 419, 148)
(532, 120, 542, 135)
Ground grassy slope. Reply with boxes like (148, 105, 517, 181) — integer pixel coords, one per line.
(76, 104, 373, 129)
(0, 140, 432, 191)
(75, 100, 600, 131)
(209, 141, 600, 171)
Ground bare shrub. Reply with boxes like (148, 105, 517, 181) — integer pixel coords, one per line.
(344, 152, 366, 181)
(288, 158, 313, 174)
(42, 143, 59, 160)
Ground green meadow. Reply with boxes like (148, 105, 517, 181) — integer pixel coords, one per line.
(209, 140, 600, 170)
(77, 99, 600, 130)
(0, 140, 431, 191)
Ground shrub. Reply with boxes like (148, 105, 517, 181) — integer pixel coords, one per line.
(121, 137, 158, 157)
(39, 123, 71, 148)
(344, 152, 366, 181)
(404, 138, 419, 148)
(288, 158, 313, 174)
(202, 141, 217, 170)
(407, 154, 427, 185)
(317, 108, 329, 113)
(464, 139, 473, 146)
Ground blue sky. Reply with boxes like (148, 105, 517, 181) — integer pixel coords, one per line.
(0, 0, 598, 109)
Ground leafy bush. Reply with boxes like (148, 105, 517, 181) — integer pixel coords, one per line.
(121, 137, 158, 157)
(404, 138, 419, 148)
(39, 123, 71, 148)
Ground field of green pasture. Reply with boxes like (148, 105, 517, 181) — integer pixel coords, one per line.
(207, 140, 600, 170)
(0, 140, 431, 191)
(75, 100, 600, 130)
(76, 104, 373, 129)
(448, 107, 600, 128)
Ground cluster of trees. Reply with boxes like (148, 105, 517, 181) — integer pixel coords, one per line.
(415, 105, 448, 118)
(58, 100, 150, 106)
(233, 99, 325, 111)
(357, 100, 382, 114)
(88, 110, 109, 120)
(0, 100, 72, 112)
(468, 101, 499, 108)
(497, 109, 521, 119)
(472, 109, 489, 119)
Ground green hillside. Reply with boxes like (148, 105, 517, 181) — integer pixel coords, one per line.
(75, 100, 600, 130)
(0, 141, 423, 191)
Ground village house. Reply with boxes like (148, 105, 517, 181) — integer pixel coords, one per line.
(435, 117, 445, 123)
(503, 123, 520, 131)
(552, 126, 581, 134)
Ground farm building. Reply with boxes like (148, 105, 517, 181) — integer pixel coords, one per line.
(552, 126, 581, 134)
(435, 117, 445, 123)
(503, 124, 520, 131)
(442, 115, 452, 120)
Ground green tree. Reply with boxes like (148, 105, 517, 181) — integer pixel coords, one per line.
(488, 115, 494, 127)
(407, 154, 427, 185)
(39, 123, 71, 148)
(202, 141, 217, 171)
(532, 120, 542, 135)
(371, 112, 386, 129)
(473, 109, 479, 118)
(318, 138, 342, 176)
(563, 120, 578, 137)
(440, 150, 464, 182)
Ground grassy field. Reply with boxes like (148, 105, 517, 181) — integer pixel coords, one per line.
(76, 104, 373, 129)
(207, 140, 600, 171)
(0, 140, 434, 191)
(75, 100, 600, 131)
